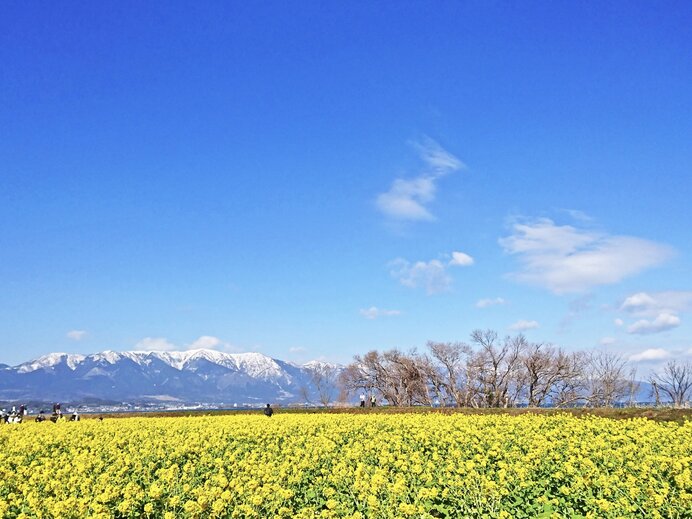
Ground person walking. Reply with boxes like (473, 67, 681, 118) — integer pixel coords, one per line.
(370, 394, 376, 408)
(359, 393, 366, 408)
(263, 404, 273, 417)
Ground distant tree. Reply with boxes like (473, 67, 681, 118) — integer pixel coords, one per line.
(651, 379, 661, 406)
(298, 385, 312, 406)
(585, 351, 629, 407)
(340, 349, 435, 407)
(469, 330, 526, 408)
(382, 349, 432, 406)
(650, 361, 692, 407)
(626, 367, 640, 407)
(339, 351, 391, 403)
(310, 363, 339, 407)
(522, 343, 584, 407)
(427, 341, 472, 407)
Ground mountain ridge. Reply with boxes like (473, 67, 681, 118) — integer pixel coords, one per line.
(0, 349, 341, 405)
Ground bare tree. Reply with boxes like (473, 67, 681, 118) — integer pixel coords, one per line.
(427, 341, 472, 406)
(651, 361, 692, 407)
(551, 351, 588, 408)
(585, 351, 629, 407)
(469, 330, 527, 407)
(627, 367, 640, 407)
(382, 349, 432, 406)
(522, 343, 581, 407)
(339, 350, 404, 406)
(340, 349, 438, 407)
(651, 379, 661, 406)
(310, 363, 339, 407)
(298, 385, 312, 406)
(338, 351, 383, 400)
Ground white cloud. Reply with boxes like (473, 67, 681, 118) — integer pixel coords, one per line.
(289, 346, 306, 353)
(620, 292, 658, 314)
(376, 177, 438, 221)
(599, 337, 617, 346)
(449, 251, 474, 266)
(188, 336, 222, 350)
(188, 335, 243, 352)
(476, 297, 506, 308)
(614, 318, 624, 327)
(66, 330, 87, 341)
(135, 337, 177, 351)
(620, 291, 692, 317)
(499, 218, 673, 294)
(629, 348, 672, 362)
(360, 307, 401, 320)
(376, 138, 463, 221)
(627, 313, 681, 335)
(509, 320, 539, 331)
(389, 258, 452, 295)
(134, 335, 242, 352)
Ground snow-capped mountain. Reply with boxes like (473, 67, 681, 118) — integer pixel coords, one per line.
(0, 349, 341, 405)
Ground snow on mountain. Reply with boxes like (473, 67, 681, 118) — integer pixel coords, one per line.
(1, 349, 342, 405)
(17, 353, 86, 373)
(302, 360, 340, 370)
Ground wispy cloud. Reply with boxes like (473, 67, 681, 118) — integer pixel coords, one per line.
(476, 297, 506, 308)
(376, 138, 463, 221)
(360, 307, 401, 320)
(66, 330, 87, 341)
(389, 250, 474, 295)
(629, 348, 672, 362)
(135, 337, 177, 351)
(559, 294, 594, 331)
(499, 218, 673, 294)
(289, 346, 306, 353)
(627, 313, 681, 335)
(600, 337, 617, 346)
(135, 335, 242, 352)
(561, 209, 594, 223)
(188, 336, 222, 350)
(509, 319, 539, 331)
(187, 335, 243, 352)
(390, 258, 452, 295)
(412, 137, 465, 173)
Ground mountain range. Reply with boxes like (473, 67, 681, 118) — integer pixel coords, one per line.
(0, 349, 340, 406)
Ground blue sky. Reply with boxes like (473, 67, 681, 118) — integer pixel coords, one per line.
(2, 2, 691, 370)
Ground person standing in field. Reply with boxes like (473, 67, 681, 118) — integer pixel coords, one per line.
(264, 404, 273, 417)
(360, 393, 366, 407)
(370, 394, 376, 408)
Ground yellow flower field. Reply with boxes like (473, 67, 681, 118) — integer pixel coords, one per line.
(0, 414, 690, 518)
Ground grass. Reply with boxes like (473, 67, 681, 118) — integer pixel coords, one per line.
(68, 405, 692, 423)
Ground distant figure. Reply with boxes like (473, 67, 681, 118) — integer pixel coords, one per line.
(99, 416, 104, 422)
(360, 393, 366, 408)
(370, 394, 376, 408)
(7, 407, 22, 424)
(263, 404, 273, 417)
(70, 411, 80, 422)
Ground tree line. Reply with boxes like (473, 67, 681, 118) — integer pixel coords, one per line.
(334, 329, 692, 408)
